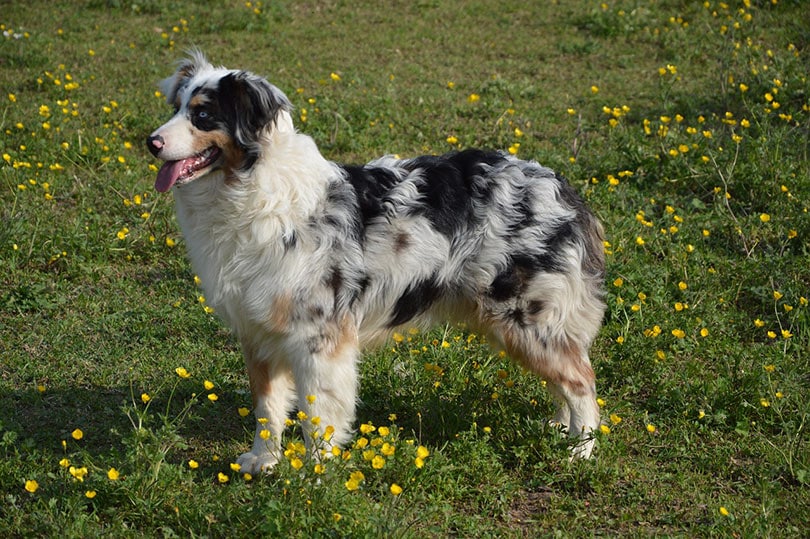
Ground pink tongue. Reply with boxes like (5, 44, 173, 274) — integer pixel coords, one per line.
(155, 160, 187, 193)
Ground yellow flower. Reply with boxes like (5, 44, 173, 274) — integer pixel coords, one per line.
(390, 483, 403, 495)
(71, 429, 84, 440)
(609, 413, 622, 425)
(25, 480, 39, 493)
(772, 291, 783, 300)
(306, 394, 316, 404)
(671, 329, 685, 339)
(678, 281, 688, 291)
(314, 463, 326, 474)
(330, 72, 341, 82)
(165, 237, 176, 247)
(107, 468, 120, 480)
(646, 424, 657, 433)
(446, 135, 458, 145)
(599, 424, 611, 435)
(217, 472, 229, 484)
(207, 393, 218, 402)
(359, 423, 376, 435)
(85, 490, 97, 499)
(204, 380, 215, 390)
(59, 458, 70, 468)
(467, 93, 480, 103)
(372, 455, 385, 469)
(238, 407, 250, 417)
(759, 213, 770, 223)
(700, 328, 709, 337)
(345, 478, 360, 491)
(290, 458, 304, 470)
(590, 85, 599, 94)
(188, 460, 199, 469)
(230, 463, 241, 472)
(760, 398, 770, 408)
(613, 277, 624, 287)
(259, 429, 271, 440)
(69, 466, 88, 482)
(141, 393, 151, 404)
(175, 367, 190, 378)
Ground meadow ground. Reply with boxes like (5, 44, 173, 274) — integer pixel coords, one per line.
(1, 0, 808, 536)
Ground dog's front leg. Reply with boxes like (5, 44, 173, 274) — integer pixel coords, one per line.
(289, 321, 360, 461)
(237, 347, 295, 474)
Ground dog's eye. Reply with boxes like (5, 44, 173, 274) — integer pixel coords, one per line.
(197, 110, 209, 119)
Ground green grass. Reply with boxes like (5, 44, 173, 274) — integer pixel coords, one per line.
(1, 0, 808, 536)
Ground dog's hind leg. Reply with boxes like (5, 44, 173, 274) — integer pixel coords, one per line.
(518, 339, 600, 459)
(542, 350, 600, 459)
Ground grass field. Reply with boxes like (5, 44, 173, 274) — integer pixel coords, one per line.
(1, 0, 808, 536)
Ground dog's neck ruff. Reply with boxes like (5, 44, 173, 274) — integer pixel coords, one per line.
(169, 125, 339, 322)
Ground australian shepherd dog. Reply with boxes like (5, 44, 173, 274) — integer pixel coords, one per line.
(147, 52, 606, 473)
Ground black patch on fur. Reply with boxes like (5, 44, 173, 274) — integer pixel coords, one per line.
(403, 149, 505, 237)
(488, 252, 560, 302)
(341, 165, 403, 227)
(509, 187, 537, 232)
(554, 172, 605, 278)
(393, 232, 410, 253)
(526, 300, 545, 315)
(388, 274, 443, 327)
(282, 230, 297, 250)
(215, 72, 292, 170)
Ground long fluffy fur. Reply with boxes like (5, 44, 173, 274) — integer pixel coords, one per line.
(147, 52, 606, 473)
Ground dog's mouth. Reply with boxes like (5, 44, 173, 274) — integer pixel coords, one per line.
(155, 146, 222, 193)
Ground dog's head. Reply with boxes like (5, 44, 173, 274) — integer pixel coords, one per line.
(147, 51, 293, 192)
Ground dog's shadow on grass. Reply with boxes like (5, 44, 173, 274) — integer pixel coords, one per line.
(0, 382, 252, 461)
(1, 372, 551, 465)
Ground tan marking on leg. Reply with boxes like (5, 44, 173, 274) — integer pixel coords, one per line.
(266, 293, 293, 333)
(246, 357, 270, 410)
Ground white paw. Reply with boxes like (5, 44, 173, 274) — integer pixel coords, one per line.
(236, 450, 279, 474)
(569, 435, 596, 461)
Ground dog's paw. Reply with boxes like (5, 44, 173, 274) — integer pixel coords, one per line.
(568, 435, 596, 461)
(237, 450, 278, 474)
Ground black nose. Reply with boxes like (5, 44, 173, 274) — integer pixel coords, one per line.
(146, 134, 164, 157)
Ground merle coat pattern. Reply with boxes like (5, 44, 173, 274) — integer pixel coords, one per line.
(147, 52, 606, 473)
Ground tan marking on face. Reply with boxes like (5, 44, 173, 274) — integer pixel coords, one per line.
(188, 93, 209, 110)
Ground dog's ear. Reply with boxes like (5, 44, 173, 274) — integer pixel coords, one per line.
(160, 51, 212, 110)
(217, 72, 293, 169)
